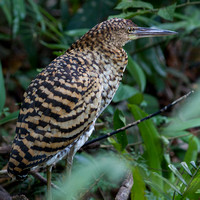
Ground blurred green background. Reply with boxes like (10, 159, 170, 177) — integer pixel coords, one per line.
(0, 0, 200, 199)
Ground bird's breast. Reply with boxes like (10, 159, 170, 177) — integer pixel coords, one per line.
(93, 47, 128, 115)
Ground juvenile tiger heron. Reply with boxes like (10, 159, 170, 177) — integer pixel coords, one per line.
(7, 18, 176, 194)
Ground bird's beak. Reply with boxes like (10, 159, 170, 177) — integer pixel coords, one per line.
(129, 27, 177, 40)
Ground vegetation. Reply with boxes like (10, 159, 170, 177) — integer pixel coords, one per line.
(0, 0, 199, 199)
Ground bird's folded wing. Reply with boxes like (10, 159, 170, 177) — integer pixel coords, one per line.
(9, 58, 102, 174)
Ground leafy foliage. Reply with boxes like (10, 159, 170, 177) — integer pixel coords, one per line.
(0, 0, 199, 199)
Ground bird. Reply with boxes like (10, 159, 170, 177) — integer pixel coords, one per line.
(7, 18, 176, 186)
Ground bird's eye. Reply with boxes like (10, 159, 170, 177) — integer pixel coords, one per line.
(127, 27, 135, 33)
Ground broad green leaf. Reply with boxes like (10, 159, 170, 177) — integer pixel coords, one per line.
(115, 1, 153, 10)
(0, 110, 19, 125)
(113, 109, 128, 151)
(157, 3, 176, 21)
(143, 94, 159, 114)
(0, 62, 6, 112)
(127, 56, 146, 92)
(128, 93, 143, 105)
(164, 118, 200, 132)
(107, 137, 121, 152)
(184, 136, 199, 164)
(113, 83, 138, 103)
(162, 130, 190, 139)
(128, 104, 163, 192)
(131, 166, 147, 200)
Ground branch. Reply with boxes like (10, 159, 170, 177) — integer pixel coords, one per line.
(115, 172, 133, 200)
(83, 90, 193, 147)
(127, 1, 200, 19)
(0, 145, 11, 154)
(29, 171, 60, 190)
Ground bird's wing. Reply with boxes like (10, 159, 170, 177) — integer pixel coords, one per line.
(8, 54, 102, 177)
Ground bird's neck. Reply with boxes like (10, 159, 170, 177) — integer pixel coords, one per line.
(67, 40, 128, 76)
(66, 40, 128, 115)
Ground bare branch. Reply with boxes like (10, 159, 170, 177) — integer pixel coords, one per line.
(115, 173, 133, 200)
(83, 91, 193, 147)
(0, 145, 11, 154)
(29, 171, 60, 190)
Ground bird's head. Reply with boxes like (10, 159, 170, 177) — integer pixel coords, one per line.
(89, 18, 177, 48)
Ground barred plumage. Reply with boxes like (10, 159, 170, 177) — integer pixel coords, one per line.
(7, 18, 176, 179)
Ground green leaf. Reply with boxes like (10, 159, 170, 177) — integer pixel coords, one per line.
(164, 118, 200, 132)
(127, 56, 146, 92)
(108, 12, 137, 19)
(113, 109, 128, 151)
(145, 180, 171, 199)
(128, 104, 163, 193)
(181, 162, 192, 176)
(152, 172, 182, 196)
(18, 0, 26, 19)
(184, 136, 199, 164)
(65, 29, 89, 37)
(183, 168, 200, 198)
(27, 0, 45, 31)
(157, 3, 176, 21)
(107, 137, 121, 152)
(0, 110, 19, 125)
(143, 94, 159, 113)
(128, 93, 144, 105)
(115, 1, 153, 10)
(0, 0, 12, 24)
(168, 164, 187, 186)
(113, 83, 138, 103)
(0, 62, 6, 112)
(131, 166, 147, 200)
(40, 41, 69, 50)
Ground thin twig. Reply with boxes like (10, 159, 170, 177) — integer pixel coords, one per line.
(127, 1, 200, 19)
(0, 145, 11, 154)
(79, 173, 105, 199)
(83, 91, 193, 147)
(29, 171, 60, 191)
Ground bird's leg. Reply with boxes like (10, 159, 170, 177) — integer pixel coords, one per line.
(47, 165, 52, 200)
(65, 147, 75, 177)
